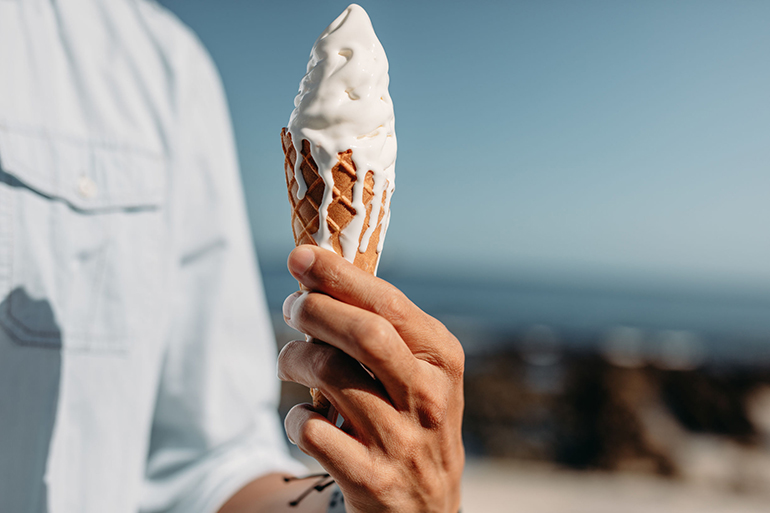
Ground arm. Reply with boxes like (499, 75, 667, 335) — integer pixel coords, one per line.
(141, 32, 305, 512)
(219, 473, 332, 513)
(245, 245, 465, 513)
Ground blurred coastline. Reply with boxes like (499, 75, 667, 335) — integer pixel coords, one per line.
(262, 258, 770, 361)
(264, 258, 770, 509)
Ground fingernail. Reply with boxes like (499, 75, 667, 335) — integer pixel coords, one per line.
(288, 246, 315, 277)
(282, 291, 301, 321)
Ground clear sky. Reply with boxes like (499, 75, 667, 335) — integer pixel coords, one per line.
(158, 0, 770, 291)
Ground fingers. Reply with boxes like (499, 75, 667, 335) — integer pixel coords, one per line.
(287, 245, 415, 326)
(277, 339, 398, 432)
(284, 403, 370, 482)
(287, 246, 459, 364)
(283, 291, 417, 409)
(281, 247, 466, 512)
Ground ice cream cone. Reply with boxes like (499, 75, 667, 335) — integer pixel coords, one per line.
(282, 128, 387, 275)
(281, 4, 396, 413)
(281, 127, 388, 410)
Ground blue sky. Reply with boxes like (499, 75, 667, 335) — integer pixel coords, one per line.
(158, 0, 770, 291)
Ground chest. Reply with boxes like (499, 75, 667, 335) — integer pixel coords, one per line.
(0, 2, 174, 352)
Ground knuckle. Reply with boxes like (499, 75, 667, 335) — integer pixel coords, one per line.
(351, 316, 399, 366)
(353, 315, 394, 347)
(313, 346, 351, 388)
(302, 250, 341, 290)
(318, 257, 344, 290)
(429, 322, 465, 379)
(414, 388, 449, 429)
(427, 315, 449, 335)
(444, 340, 466, 380)
(325, 268, 343, 291)
(313, 348, 338, 386)
(376, 289, 410, 325)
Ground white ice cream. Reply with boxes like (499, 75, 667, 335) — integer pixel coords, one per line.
(287, 3, 396, 267)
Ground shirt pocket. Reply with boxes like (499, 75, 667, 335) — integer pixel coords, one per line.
(0, 126, 167, 353)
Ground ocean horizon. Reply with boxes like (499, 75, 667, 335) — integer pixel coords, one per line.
(260, 258, 770, 366)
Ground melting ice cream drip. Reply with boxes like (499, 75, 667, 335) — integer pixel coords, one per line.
(287, 3, 396, 265)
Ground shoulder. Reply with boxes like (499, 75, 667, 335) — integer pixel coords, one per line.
(132, 0, 221, 91)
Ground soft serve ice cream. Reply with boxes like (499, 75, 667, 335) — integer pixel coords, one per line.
(285, 3, 396, 270)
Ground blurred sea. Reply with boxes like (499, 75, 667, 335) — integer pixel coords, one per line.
(260, 260, 770, 367)
(265, 258, 770, 499)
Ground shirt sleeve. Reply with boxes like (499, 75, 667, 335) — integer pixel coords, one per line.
(139, 34, 305, 513)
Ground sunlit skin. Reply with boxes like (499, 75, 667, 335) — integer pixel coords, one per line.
(219, 245, 465, 512)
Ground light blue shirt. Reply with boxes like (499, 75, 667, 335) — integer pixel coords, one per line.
(0, 1, 304, 512)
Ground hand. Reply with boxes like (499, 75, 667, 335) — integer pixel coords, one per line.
(277, 245, 465, 513)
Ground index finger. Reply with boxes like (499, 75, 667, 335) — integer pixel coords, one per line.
(287, 245, 451, 359)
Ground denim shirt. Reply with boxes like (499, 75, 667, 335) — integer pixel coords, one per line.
(0, 1, 303, 511)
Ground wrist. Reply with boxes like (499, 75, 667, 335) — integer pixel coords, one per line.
(327, 485, 345, 513)
(327, 484, 462, 513)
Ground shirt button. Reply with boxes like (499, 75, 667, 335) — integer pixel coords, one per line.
(77, 176, 98, 199)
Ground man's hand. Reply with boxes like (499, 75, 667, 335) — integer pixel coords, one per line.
(277, 245, 465, 513)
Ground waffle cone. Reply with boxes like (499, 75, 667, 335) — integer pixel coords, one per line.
(281, 127, 388, 410)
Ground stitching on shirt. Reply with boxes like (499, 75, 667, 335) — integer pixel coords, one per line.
(0, 144, 159, 350)
(1, 171, 161, 214)
(0, 139, 166, 212)
(82, 228, 112, 346)
(0, 119, 164, 159)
